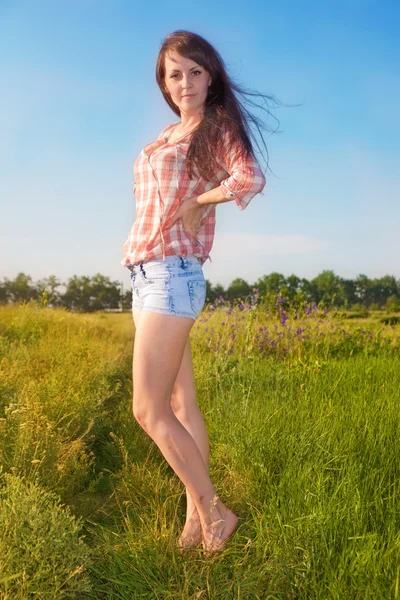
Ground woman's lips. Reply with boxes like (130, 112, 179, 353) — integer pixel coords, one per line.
(182, 94, 195, 98)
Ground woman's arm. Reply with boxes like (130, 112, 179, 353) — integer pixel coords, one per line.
(195, 184, 233, 207)
(211, 126, 267, 210)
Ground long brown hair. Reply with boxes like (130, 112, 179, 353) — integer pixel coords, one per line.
(156, 30, 294, 181)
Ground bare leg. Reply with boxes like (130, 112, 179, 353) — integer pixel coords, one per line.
(174, 403, 209, 519)
(170, 336, 210, 546)
(131, 309, 238, 551)
(133, 308, 208, 525)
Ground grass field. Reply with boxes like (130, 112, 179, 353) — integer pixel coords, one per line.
(0, 299, 399, 599)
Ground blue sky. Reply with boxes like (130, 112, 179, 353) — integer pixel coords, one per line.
(1, 0, 399, 290)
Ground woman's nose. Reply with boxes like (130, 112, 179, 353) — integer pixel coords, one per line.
(181, 75, 193, 87)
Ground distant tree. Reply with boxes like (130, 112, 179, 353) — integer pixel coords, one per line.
(62, 276, 92, 312)
(355, 274, 372, 306)
(0, 280, 8, 304)
(208, 282, 225, 303)
(90, 274, 122, 311)
(36, 276, 63, 306)
(298, 278, 315, 303)
(226, 278, 251, 300)
(122, 288, 133, 310)
(255, 272, 286, 296)
(61, 274, 121, 312)
(286, 274, 301, 298)
(370, 275, 399, 307)
(2, 273, 36, 303)
(311, 270, 344, 306)
(341, 278, 358, 307)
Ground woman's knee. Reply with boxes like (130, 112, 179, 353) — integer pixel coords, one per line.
(132, 400, 149, 431)
(132, 398, 156, 432)
(170, 388, 197, 417)
(132, 397, 172, 433)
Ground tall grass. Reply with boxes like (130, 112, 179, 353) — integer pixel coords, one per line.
(0, 300, 399, 599)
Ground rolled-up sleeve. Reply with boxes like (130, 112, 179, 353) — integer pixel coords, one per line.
(216, 127, 267, 210)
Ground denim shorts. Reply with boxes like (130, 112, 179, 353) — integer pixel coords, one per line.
(127, 255, 207, 321)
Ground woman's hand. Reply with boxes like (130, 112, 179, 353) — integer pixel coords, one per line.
(164, 196, 205, 238)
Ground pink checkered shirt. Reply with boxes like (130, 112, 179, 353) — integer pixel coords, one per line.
(121, 121, 267, 268)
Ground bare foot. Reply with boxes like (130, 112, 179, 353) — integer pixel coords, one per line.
(201, 507, 239, 555)
(177, 515, 202, 552)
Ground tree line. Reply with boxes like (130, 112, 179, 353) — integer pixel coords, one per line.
(0, 270, 399, 313)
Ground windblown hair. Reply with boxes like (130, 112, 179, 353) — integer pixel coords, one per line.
(156, 30, 295, 181)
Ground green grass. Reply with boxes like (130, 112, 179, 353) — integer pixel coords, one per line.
(0, 300, 399, 599)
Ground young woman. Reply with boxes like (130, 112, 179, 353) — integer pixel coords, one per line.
(121, 30, 276, 554)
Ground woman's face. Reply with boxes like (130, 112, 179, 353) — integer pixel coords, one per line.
(163, 51, 212, 118)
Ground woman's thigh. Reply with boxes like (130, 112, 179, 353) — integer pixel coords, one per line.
(132, 306, 142, 330)
(132, 308, 195, 423)
(133, 306, 197, 415)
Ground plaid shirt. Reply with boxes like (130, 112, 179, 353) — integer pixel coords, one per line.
(121, 121, 266, 267)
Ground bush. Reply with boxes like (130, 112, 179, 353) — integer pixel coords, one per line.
(381, 316, 400, 326)
(385, 295, 400, 313)
(346, 303, 369, 318)
(370, 303, 381, 311)
(0, 471, 92, 599)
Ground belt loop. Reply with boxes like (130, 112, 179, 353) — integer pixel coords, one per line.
(179, 256, 185, 270)
(140, 262, 146, 278)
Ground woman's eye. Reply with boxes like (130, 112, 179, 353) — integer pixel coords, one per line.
(171, 70, 202, 79)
